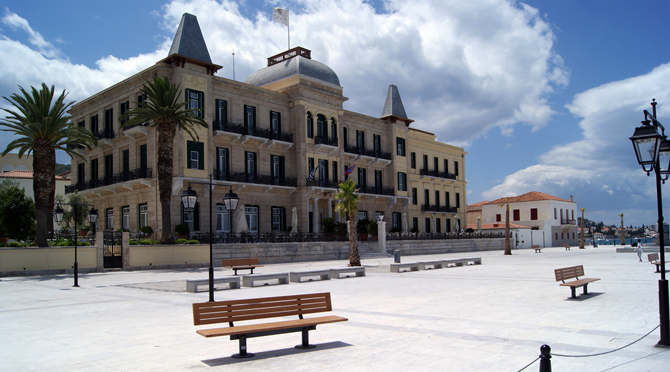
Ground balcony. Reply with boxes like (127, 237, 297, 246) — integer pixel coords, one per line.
(358, 185, 394, 197)
(344, 145, 392, 165)
(419, 168, 457, 181)
(65, 167, 152, 194)
(95, 129, 115, 148)
(306, 178, 340, 189)
(421, 204, 459, 214)
(122, 122, 149, 138)
(213, 120, 293, 148)
(213, 170, 297, 188)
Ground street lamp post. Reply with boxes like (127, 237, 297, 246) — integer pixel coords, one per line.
(53, 202, 98, 287)
(580, 208, 585, 249)
(619, 213, 625, 246)
(181, 173, 239, 302)
(629, 99, 670, 346)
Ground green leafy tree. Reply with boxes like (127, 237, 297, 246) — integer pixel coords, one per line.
(54, 193, 89, 228)
(118, 76, 207, 244)
(0, 177, 36, 240)
(0, 84, 97, 246)
(335, 179, 361, 266)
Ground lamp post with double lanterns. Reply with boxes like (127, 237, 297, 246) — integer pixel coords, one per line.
(181, 173, 239, 302)
(53, 202, 98, 287)
(629, 99, 670, 346)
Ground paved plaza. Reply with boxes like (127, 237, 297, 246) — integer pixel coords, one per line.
(2, 245, 669, 371)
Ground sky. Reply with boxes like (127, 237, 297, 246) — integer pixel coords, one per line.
(0, 0, 669, 226)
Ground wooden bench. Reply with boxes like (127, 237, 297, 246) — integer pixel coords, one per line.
(289, 270, 331, 283)
(390, 262, 420, 272)
(554, 265, 600, 299)
(242, 273, 289, 287)
(532, 245, 541, 253)
(443, 259, 465, 267)
(330, 267, 365, 278)
(648, 253, 664, 273)
(186, 277, 240, 292)
(461, 257, 482, 265)
(418, 261, 443, 270)
(562, 244, 571, 251)
(221, 258, 264, 275)
(193, 292, 348, 358)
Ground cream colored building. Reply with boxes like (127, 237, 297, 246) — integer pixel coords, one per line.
(65, 13, 467, 237)
(1, 170, 69, 201)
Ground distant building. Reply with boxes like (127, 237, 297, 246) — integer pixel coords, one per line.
(0, 153, 32, 173)
(466, 200, 487, 228)
(593, 232, 604, 240)
(466, 221, 532, 249)
(0, 170, 70, 200)
(479, 191, 578, 247)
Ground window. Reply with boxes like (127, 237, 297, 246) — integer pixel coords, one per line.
(244, 205, 258, 234)
(454, 161, 459, 176)
(244, 105, 256, 134)
(319, 159, 329, 183)
(271, 111, 281, 134)
(446, 219, 452, 233)
(412, 188, 417, 205)
(556, 233, 558, 240)
(105, 154, 113, 178)
(139, 204, 148, 229)
(445, 192, 450, 208)
(436, 218, 442, 233)
(425, 218, 431, 233)
(217, 148, 229, 175)
(122, 206, 130, 230)
(455, 193, 460, 208)
(358, 167, 366, 188)
(308, 157, 314, 178)
(104, 108, 113, 135)
(137, 94, 148, 125)
(410, 152, 416, 169)
(216, 204, 231, 232)
(423, 154, 428, 170)
(396, 137, 406, 156)
(78, 119, 85, 128)
(572, 232, 575, 239)
(398, 172, 407, 191)
(139, 144, 147, 171)
(272, 206, 286, 231)
(245, 152, 257, 181)
(91, 158, 99, 181)
(513, 209, 520, 221)
(332, 161, 338, 183)
(307, 112, 314, 139)
(434, 157, 438, 171)
(424, 189, 430, 206)
(530, 208, 538, 220)
(271, 155, 285, 182)
(186, 89, 204, 118)
(215, 99, 227, 127)
(331, 118, 337, 141)
(554, 208, 557, 219)
(90, 114, 98, 134)
(356, 130, 365, 151)
(120, 101, 129, 124)
(106, 208, 113, 230)
(78, 163, 85, 185)
(342, 127, 347, 147)
(374, 134, 381, 156)
(316, 114, 327, 139)
(392, 212, 401, 230)
(444, 159, 448, 174)
(358, 211, 368, 220)
(435, 191, 440, 207)
(375, 170, 382, 189)
(186, 141, 204, 170)
(122, 149, 130, 173)
(496, 214, 502, 222)
(412, 217, 418, 231)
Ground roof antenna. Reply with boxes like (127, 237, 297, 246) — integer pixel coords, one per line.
(232, 49, 236, 81)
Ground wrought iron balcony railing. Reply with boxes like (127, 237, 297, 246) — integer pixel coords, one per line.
(306, 178, 340, 188)
(419, 168, 457, 180)
(213, 120, 293, 143)
(343, 144, 392, 160)
(314, 135, 338, 147)
(358, 185, 394, 196)
(420, 204, 459, 213)
(65, 167, 152, 194)
(95, 128, 115, 140)
(213, 170, 297, 187)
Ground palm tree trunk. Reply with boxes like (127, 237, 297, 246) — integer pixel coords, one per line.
(349, 213, 361, 266)
(504, 203, 512, 255)
(157, 126, 174, 244)
(33, 146, 54, 247)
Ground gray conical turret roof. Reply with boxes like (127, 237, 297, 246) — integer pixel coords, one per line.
(168, 13, 212, 64)
(380, 85, 411, 123)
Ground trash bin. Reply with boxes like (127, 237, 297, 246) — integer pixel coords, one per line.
(394, 249, 401, 263)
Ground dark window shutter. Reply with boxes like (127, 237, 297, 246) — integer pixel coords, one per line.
(196, 142, 204, 170)
(279, 156, 285, 178)
(140, 145, 147, 170)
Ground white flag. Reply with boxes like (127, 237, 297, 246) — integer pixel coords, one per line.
(273, 7, 289, 27)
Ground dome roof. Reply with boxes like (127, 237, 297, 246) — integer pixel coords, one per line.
(244, 56, 340, 87)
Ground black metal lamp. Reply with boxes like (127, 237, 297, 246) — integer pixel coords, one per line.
(53, 205, 65, 225)
(223, 188, 240, 212)
(87, 208, 98, 224)
(657, 137, 670, 181)
(630, 119, 662, 174)
(181, 186, 198, 211)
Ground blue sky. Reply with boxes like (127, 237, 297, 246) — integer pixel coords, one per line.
(1, 0, 669, 226)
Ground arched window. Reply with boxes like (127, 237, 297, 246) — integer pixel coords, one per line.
(306, 112, 313, 139)
(316, 114, 327, 139)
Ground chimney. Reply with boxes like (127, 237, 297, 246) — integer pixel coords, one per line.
(570, 195, 573, 202)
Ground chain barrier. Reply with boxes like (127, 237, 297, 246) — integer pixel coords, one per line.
(517, 356, 540, 372)
(552, 325, 659, 358)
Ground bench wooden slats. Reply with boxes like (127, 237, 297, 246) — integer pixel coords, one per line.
(221, 258, 263, 275)
(648, 253, 665, 273)
(554, 265, 600, 299)
(193, 292, 347, 358)
(532, 245, 541, 253)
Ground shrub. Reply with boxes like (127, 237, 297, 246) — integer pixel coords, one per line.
(8, 241, 23, 247)
(356, 218, 370, 234)
(390, 227, 401, 233)
(129, 240, 139, 245)
(139, 225, 153, 236)
(410, 227, 419, 233)
(79, 241, 91, 246)
(139, 239, 153, 245)
(116, 227, 129, 232)
(56, 241, 70, 246)
(466, 228, 475, 233)
(174, 224, 190, 236)
(175, 238, 188, 244)
(320, 218, 336, 233)
(187, 239, 200, 244)
(335, 222, 348, 236)
(369, 221, 378, 236)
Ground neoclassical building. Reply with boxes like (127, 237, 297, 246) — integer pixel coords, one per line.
(66, 13, 467, 237)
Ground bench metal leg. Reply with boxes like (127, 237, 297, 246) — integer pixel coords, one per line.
(582, 284, 589, 295)
(232, 335, 255, 358)
(570, 287, 577, 299)
(295, 328, 316, 350)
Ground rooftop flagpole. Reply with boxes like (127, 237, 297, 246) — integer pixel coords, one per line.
(273, 7, 290, 50)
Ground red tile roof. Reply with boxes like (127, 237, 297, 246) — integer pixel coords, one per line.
(1, 170, 70, 180)
(483, 191, 572, 205)
(466, 200, 489, 211)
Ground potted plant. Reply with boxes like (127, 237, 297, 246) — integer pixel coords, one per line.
(357, 218, 370, 241)
(79, 224, 91, 236)
(320, 217, 336, 237)
(139, 225, 154, 238)
(175, 224, 190, 240)
(369, 220, 379, 241)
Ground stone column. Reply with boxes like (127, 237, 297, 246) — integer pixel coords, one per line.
(377, 220, 387, 253)
(95, 231, 104, 271)
(312, 198, 320, 233)
(122, 231, 130, 269)
(327, 199, 333, 218)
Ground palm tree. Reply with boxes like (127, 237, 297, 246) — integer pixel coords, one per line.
(118, 76, 207, 244)
(0, 83, 97, 246)
(500, 197, 512, 255)
(335, 179, 361, 266)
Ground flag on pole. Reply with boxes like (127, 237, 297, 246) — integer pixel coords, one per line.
(344, 164, 356, 175)
(308, 166, 319, 181)
(273, 8, 289, 27)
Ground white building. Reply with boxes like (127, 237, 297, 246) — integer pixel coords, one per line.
(480, 191, 578, 247)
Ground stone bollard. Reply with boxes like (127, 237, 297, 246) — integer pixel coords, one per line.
(539, 344, 551, 372)
(394, 249, 401, 263)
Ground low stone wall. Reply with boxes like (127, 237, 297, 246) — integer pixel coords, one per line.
(0, 246, 100, 277)
(385, 239, 505, 256)
(213, 241, 353, 264)
(127, 244, 209, 270)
